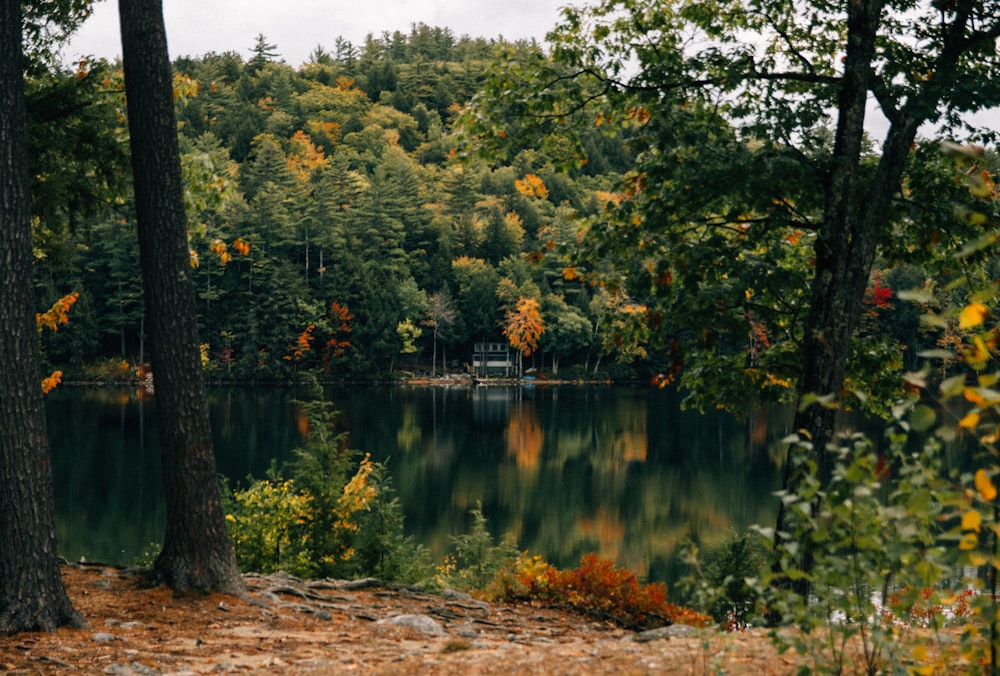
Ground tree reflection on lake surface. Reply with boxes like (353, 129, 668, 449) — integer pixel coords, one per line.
(47, 384, 795, 581)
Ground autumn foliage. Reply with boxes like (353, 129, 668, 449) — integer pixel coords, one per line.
(513, 173, 548, 200)
(490, 552, 710, 630)
(36, 292, 79, 333)
(285, 324, 315, 362)
(41, 371, 62, 395)
(37, 292, 78, 393)
(503, 296, 544, 358)
(324, 301, 353, 363)
(283, 301, 354, 369)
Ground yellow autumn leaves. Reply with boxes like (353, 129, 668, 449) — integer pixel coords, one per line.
(959, 301, 989, 330)
(976, 467, 998, 501)
(226, 454, 378, 574)
(954, 298, 998, 553)
(958, 469, 998, 561)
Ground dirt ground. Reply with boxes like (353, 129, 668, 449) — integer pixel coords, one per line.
(0, 564, 971, 675)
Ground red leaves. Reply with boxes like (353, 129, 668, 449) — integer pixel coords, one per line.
(863, 272, 893, 315)
(324, 301, 353, 362)
(871, 281, 893, 308)
(285, 301, 354, 370)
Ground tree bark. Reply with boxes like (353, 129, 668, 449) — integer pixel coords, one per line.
(0, 2, 84, 634)
(774, 0, 925, 590)
(118, 0, 244, 594)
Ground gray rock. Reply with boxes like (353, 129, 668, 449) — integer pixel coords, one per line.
(105, 619, 147, 629)
(442, 588, 490, 609)
(631, 623, 699, 642)
(442, 588, 473, 601)
(93, 632, 118, 643)
(376, 613, 446, 635)
(103, 663, 159, 675)
(454, 623, 480, 639)
(664, 623, 699, 638)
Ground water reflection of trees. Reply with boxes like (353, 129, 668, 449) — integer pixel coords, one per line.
(49, 386, 801, 582)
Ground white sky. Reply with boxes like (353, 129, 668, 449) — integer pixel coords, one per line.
(63, 0, 573, 68)
(62, 1, 995, 139)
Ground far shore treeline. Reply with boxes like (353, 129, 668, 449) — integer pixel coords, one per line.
(34, 27, 631, 384)
(30, 23, 977, 402)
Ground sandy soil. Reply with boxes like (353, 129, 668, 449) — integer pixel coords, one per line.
(0, 564, 972, 675)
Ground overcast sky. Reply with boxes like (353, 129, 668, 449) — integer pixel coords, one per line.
(62, 1, 995, 138)
(63, 0, 573, 67)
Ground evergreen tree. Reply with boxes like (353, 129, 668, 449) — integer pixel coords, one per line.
(248, 33, 280, 71)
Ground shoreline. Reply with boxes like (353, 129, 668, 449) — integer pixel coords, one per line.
(58, 373, 637, 389)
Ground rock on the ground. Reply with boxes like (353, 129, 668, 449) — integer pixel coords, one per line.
(376, 613, 446, 635)
(631, 623, 700, 642)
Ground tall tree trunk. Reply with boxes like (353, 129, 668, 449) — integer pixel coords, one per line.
(774, 0, 922, 591)
(0, 2, 84, 634)
(118, 0, 244, 594)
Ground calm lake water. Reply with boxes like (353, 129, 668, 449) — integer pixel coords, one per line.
(46, 384, 799, 582)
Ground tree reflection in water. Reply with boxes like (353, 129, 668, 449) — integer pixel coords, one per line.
(47, 385, 792, 581)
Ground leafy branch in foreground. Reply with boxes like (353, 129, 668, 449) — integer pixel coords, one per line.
(37, 291, 78, 393)
(750, 142, 1000, 674)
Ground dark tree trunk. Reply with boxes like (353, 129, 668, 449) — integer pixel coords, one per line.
(0, 2, 84, 634)
(118, 0, 244, 594)
(774, 0, 925, 591)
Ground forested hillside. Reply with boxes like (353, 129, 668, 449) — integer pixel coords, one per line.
(29, 22, 992, 398)
(33, 25, 642, 382)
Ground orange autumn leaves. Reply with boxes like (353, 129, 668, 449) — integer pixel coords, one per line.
(36, 291, 78, 333)
(514, 173, 548, 200)
(41, 372, 63, 395)
(37, 292, 79, 394)
(492, 552, 710, 630)
(503, 297, 544, 358)
(197, 236, 250, 267)
(284, 301, 354, 369)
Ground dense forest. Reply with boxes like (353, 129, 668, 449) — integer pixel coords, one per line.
(28, 21, 999, 409)
(31, 26, 639, 383)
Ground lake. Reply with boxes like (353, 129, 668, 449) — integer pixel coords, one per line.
(46, 384, 798, 583)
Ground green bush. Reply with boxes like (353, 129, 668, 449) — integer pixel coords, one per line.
(703, 531, 765, 629)
(223, 385, 432, 583)
(224, 472, 315, 577)
(755, 420, 980, 674)
(436, 502, 519, 592)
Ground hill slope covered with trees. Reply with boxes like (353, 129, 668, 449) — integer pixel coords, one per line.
(35, 25, 639, 383)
